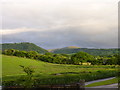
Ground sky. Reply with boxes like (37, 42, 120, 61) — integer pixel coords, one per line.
(1, 0, 119, 49)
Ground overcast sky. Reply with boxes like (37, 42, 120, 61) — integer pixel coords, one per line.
(1, 0, 119, 49)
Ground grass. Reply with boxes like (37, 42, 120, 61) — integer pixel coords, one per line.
(86, 78, 118, 87)
(2, 55, 118, 86)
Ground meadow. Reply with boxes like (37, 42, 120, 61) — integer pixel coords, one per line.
(2, 55, 118, 87)
(86, 77, 118, 87)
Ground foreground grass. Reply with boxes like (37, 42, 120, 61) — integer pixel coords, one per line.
(86, 78, 118, 87)
(2, 55, 118, 86)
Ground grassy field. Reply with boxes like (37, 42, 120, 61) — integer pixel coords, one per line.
(86, 78, 118, 87)
(2, 55, 118, 86)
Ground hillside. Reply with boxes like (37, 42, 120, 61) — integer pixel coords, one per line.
(3, 54, 92, 76)
(63, 46, 80, 49)
(2, 55, 58, 76)
(49, 47, 119, 56)
(48, 46, 80, 52)
(2, 55, 117, 85)
(1, 42, 119, 56)
(1, 42, 48, 54)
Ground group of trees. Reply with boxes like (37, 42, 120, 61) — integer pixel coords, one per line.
(89, 55, 119, 65)
(2, 49, 72, 64)
(2, 49, 119, 65)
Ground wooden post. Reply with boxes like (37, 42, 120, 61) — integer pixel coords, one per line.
(118, 82, 120, 90)
(79, 80, 85, 90)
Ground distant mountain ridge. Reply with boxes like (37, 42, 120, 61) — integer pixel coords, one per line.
(63, 46, 80, 49)
(49, 47, 119, 56)
(48, 46, 80, 52)
(1, 42, 48, 54)
(1, 42, 119, 56)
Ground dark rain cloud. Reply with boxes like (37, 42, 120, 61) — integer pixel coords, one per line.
(2, 26, 118, 49)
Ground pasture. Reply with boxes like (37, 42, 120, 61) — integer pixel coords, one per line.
(2, 55, 118, 86)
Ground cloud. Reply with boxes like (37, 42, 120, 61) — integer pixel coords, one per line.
(2, 0, 118, 49)
(2, 26, 118, 49)
(2, 0, 118, 29)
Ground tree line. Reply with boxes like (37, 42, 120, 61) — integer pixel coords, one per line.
(2, 49, 119, 65)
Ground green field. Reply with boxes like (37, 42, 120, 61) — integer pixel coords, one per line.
(86, 78, 118, 87)
(2, 55, 118, 86)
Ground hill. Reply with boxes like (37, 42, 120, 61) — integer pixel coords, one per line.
(48, 46, 80, 52)
(49, 47, 119, 56)
(63, 46, 80, 49)
(1, 42, 119, 56)
(2, 54, 57, 76)
(1, 42, 48, 54)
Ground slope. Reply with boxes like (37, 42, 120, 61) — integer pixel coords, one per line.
(2, 55, 117, 85)
(1, 42, 48, 54)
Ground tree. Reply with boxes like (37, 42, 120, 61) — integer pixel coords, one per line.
(71, 52, 94, 65)
(14, 50, 27, 57)
(19, 65, 35, 88)
(26, 51, 38, 59)
(19, 65, 35, 76)
(45, 52, 53, 56)
(3, 49, 16, 56)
